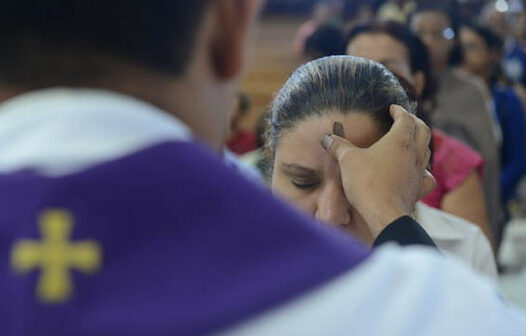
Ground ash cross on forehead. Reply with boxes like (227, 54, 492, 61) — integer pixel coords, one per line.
(333, 121, 345, 137)
(10, 210, 102, 303)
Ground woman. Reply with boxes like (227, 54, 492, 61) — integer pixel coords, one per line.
(460, 23, 526, 207)
(345, 20, 492, 245)
(410, 3, 503, 239)
(268, 56, 497, 280)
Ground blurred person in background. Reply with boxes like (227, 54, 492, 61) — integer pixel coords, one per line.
(509, 9, 526, 110)
(303, 24, 346, 60)
(455, 0, 488, 20)
(511, 9, 526, 47)
(224, 93, 264, 183)
(226, 92, 257, 155)
(460, 23, 526, 212)
(377, 0, 416, 23)
(481, 0, 526, 89)
(293, 0, 344, 56)
(411, 1, 504, 247)
(346, 21, 492, 245)
(241, 110, 270, 177)
(342, 0, 375, 30)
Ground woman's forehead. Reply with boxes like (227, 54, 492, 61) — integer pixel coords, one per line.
(277, 113, 384, 158)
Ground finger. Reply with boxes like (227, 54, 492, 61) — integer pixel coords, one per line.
(414, 118, 432, 166)
(418, 170, 437, 200)
(383, 105, 417, 144)
(417, 146, 432, 172)
(424, 148, 432, 169)
(321, 134, 358, 162)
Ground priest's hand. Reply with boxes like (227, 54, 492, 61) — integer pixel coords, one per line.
(321, 105, 436, 238)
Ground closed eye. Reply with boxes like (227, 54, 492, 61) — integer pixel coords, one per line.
(291, 180, 321, 190)
(281, 163, 321, 191)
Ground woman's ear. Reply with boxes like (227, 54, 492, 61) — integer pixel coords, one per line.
(413, 71, 426, 97)
(209, 0, 261, 80)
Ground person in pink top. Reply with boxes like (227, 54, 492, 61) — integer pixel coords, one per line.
(421, 130, 489, 234)
(423, 130, 484, 208)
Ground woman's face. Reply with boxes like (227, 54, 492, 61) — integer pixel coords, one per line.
(512, 13, 526, 42)
(346, 32, 426, 97)
(459, 27, 492, 79)
(271, 111, 384, 245)
(411, 11, 455, 70)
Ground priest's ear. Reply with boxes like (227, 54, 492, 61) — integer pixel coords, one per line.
(209, 0, 262, 80)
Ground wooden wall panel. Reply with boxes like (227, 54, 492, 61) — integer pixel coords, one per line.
(239, 16, 305, 131)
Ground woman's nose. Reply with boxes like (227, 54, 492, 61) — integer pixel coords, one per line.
(314, 186, 351, 227)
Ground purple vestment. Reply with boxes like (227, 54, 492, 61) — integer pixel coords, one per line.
(1, 139, 369, 335)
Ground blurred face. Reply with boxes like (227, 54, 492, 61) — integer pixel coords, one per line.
(485, 10, 508, 39)
(347, 33, 413, 84)
(347, 32, 426, 97)
(411, 11, 455, 70)
(271, 112, 384, 245)
(459, 27, 492, 79)
(355, 5, 374, 23)
(512, 13, 526, 42)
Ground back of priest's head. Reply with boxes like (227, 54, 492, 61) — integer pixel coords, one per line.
(0, 1, 210, 89)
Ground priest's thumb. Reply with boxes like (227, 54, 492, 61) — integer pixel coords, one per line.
(320, 134, 360, 162)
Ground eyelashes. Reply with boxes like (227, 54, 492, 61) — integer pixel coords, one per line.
(291, 180, 320, 190)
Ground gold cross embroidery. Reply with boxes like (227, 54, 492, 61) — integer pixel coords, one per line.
(10, 210, 102, 303)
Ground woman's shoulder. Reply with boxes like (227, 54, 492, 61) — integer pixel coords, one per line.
(449, 68, 489, 94)
(437, 69, 491, 112)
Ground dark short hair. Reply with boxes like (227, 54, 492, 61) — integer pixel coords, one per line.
(238, 92, 252, 115)
(346, 20, 437, 101)
(230, 92, 252, 132)
(461, 22, 504, 51)
(413, 0, 459, 28)
(304, 25, 346, 60)
(0, 1, 210, 87)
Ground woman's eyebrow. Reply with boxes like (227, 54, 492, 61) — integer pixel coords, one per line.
(280, 163, 319, 176)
